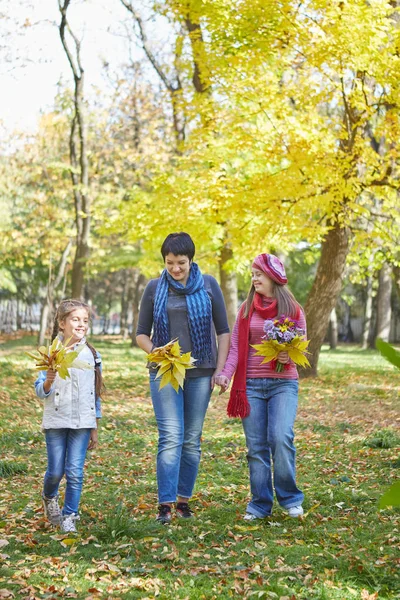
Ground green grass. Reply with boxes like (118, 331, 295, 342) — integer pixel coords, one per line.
(0, 336, 399, 599)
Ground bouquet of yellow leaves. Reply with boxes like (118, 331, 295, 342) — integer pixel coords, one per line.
(252, 316, 311, 373)
(147, 339, 196, 392)
(25, 337, 93, 380)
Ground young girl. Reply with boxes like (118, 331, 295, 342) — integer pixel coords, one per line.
(34, 299, 103, 533)
(216, 254, 305, 520)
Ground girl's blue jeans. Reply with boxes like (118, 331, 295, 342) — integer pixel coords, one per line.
(149, 371, 212, 503)
(241, 378, 304, 518)
(43, 428, 91, 515)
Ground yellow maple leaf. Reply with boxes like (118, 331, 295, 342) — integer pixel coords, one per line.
(251, 336, 311, 369)
(147, 339, 196, 392)
(25, 337, 92, 380)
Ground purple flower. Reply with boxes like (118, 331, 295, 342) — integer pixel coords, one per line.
(262, 315, 305, 343)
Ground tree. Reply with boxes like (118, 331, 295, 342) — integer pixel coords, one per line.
(58, 0, 91, 299)
(376, 263, 393, 342)
(114, 0, 400, 370)
(0, 111, 75, 339)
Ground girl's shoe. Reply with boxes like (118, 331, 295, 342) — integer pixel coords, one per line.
(156, 504, 172, 524)
(243, 513, 261, 521)
(61, 513, 79, 533)
(286, 505, 304, 518)
(176, 502, 194, 519)
(42, 494, 62, 526)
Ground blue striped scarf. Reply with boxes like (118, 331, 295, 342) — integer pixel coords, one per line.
(153, 262, 212, 364)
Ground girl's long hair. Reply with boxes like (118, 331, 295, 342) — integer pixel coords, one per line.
(242, 282, 303, 319)
(52, 299, 105, 398)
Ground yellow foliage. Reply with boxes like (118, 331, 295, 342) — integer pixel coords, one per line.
(251, 337, 311, 369)
(25, 338, 92, 380)
(147, 339, 196, 392)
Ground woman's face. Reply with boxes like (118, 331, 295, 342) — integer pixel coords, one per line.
(165, 253, 191, 285)
(59, 308, 90, 344)
(251, 267, 274, 297)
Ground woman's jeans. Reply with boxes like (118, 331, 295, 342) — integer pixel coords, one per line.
(242, 378, 304, 517)
(43, 428, 91, 515)
(149, 372, 212, 503)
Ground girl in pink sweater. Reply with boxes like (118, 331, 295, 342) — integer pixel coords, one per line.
(216, 254, 305, 520)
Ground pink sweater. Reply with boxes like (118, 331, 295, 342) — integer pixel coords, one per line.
(221, 300, 307, 381)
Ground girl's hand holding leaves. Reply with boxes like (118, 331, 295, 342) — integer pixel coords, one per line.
(252, 316, 311, 372)
(147, 339, 196, 392)
(26, 337, 93, 380)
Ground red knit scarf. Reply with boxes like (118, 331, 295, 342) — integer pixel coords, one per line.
(227, 294, 299, 418)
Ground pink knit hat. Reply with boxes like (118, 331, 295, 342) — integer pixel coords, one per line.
(252, 253, 288, 285)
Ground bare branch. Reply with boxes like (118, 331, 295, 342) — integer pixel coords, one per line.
(120, 0, 175, 91)
(58, 0, 81, 81)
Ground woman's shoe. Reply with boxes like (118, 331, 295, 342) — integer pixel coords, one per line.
(156, 504, 172, 524)
(176, 502, 194, 519)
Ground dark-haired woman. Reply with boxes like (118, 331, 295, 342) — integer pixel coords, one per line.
(216, 254, 305, 520)
(136, 232, 230, 523)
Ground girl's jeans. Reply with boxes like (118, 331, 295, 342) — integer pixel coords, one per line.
(43, 428, 91, 516)
(149, 372, 212, 503)
(241, 378, 304, 517)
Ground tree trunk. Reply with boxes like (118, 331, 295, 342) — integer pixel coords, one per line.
(71, 240, 89, 299)
(328, 307, 338, 349)
(120, 270, 128, 339)
(301, 223, 350, 377)
(121, 269, 136, 340)
(219, 244, 238, 331)
(131, 272, 147, 347)
(38, 301, 51, 346)
(362, 273, 374, 349)
(38, 243, 72, 345)
(375, 263, 393, 342)
(59, 1, 90, 300)
(16, 298, 22, 330)
(393, 266, 400, 302)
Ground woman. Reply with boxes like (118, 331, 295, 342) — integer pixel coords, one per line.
(136, 232, 230, 523)
(216, 253, 305, 520)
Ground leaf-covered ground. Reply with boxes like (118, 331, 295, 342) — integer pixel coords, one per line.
(0, 336, 399, 600)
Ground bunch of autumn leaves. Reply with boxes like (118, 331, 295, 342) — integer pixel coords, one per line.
(147, 339, 196, 392)
(26, 337, 92, 379)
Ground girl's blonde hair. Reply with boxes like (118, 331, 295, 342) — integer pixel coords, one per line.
(243, 282, 302, 319)
(52, 299, 104, 397)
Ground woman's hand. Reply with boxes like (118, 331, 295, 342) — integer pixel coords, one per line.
(43, 369, 57, 393)
(88, 429, 98, 450)
(214, 374, 231, 394)
(277, 351, 289, 364)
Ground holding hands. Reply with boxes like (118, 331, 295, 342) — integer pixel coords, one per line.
(214, 351, 288, 395)
(214, 374, 231, 394)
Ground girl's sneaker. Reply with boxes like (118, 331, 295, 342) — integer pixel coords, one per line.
(156, 504, 172, 524)
(176, 502, 194, 519)
(42, 494, 62, 526)
(243, 513, 261, 521)
(286, 505, 304, 518)
(61, 513, 79, 533)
